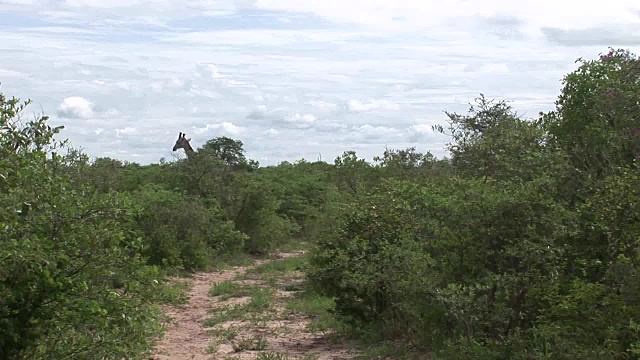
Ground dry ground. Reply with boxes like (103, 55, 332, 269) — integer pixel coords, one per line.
(151, 252, 358, 360)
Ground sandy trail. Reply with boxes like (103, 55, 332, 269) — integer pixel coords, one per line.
(151, 261, 265, 360)
(151, 252, 357, 360)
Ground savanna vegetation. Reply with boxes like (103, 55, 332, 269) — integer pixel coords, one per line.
(1, 47, 639, 359)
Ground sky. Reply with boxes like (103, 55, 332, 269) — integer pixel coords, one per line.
(1, 0, 639, 165)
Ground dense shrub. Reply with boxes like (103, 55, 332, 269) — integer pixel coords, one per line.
(235, 178, 300, 254)
(307, 48, 640, 359)
(131, 184, 247, 270)
(0, 93, 163, 359)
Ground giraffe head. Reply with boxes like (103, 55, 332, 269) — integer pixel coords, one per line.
(172, 132, 194, 153)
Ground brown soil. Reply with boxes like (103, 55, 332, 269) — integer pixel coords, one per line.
(151, 252, 358, 360)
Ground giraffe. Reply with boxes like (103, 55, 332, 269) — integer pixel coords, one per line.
(172, 132, 195, 158)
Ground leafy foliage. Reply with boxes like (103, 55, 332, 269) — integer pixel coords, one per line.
(130, 184, 247, 270)
(306, 48, 640, 359)
(0, 93, 162, 359)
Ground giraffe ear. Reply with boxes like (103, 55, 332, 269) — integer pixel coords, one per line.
(186, 138, 191, 142)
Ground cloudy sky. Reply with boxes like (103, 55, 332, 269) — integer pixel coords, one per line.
(1, 0, 639, 165)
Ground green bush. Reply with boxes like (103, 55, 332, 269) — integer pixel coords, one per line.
(306, 48, 640, 359)
(235, 178, 299, 254)
(0, 92, 162, 359)
(308, 176, 573, 354)
(131, 184, 246, 270)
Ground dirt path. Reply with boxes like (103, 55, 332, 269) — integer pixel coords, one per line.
(151, 252, 358, 360)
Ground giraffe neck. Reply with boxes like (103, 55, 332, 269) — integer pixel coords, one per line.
(184, 144, 195, 158)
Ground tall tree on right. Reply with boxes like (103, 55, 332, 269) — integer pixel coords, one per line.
(544, 48, 640, 182)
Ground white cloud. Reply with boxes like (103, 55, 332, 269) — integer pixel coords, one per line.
(57, 96, 94, 119)
(247, 105, 294, 122)
(220, 122, 244, 135)
(115, 126, 137, 137)
(478, 63, 510, 74)
(197, 63, 224, 79)
(192, 122, 245, 136)
(307, 100, 337, 109)
(191, 124, 217, 135)
(9, 0, 636, 34)
(347, 99, 400, 113)
(358, 124, 398, 138)
(287, 113, 316, 125)
(254, 0, 640, 32)
(63, 0, 146, 9)
(1, 0, 38, 4)
(2, 0, 640, 165)
(409, 124, 433, 135)
(0, 68, 28, 78)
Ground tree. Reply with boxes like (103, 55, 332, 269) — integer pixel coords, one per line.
(333, 151, 375, 200)
(373, 146, 440, 179)
(201, 136, 258, 170)
(545, 48, 640, 179)
(435, 94, 560, 182)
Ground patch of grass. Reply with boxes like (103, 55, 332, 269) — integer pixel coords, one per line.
(204, 304, 246, 327)
(204, 304, 248, 327)
(211, 252, 255, 271)
(249, 256, 306, 275)
(209, 280, 257, 300)
(204, 287, 274, 327)
(270, 323, 296, 336)
(307, 314, 345, 334)
(209, 280, 242, 297)
(156, 280, 192, 305)
(286, 292, 333, 316)
(208, 325, 239, 341)
(207, 338, 222, 354)
(266, 276, 279, 288)
(209, 280, 267, 301)
(274, 239, 310, 253)
(245, 287, 274, 312)
(286, 291, 345, 334)
(241, 256, 307, 285)
(355, 340, 417, 360)
(282, 282, 304, 292)
(256, 352, 289, 360)
(232, 335, 268, 352)
(256, 353, 319, 360)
